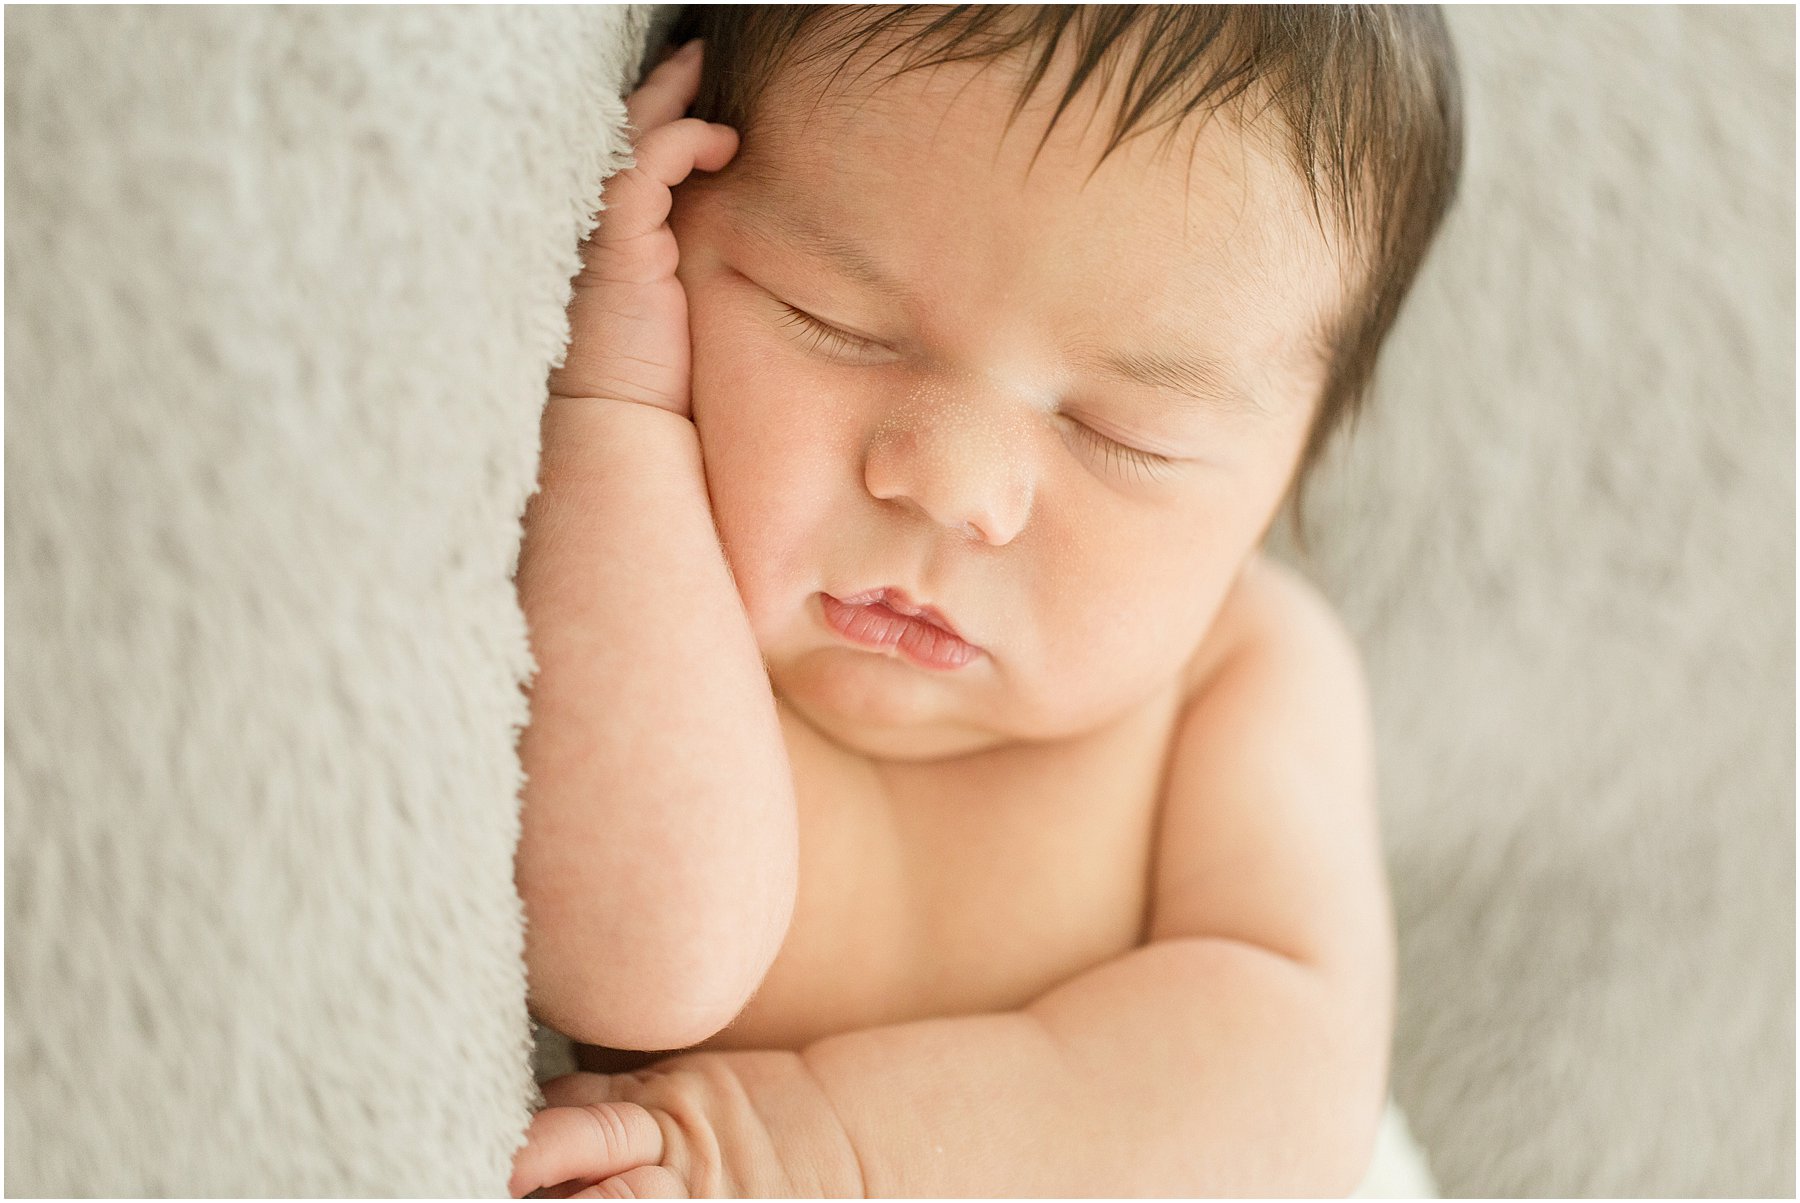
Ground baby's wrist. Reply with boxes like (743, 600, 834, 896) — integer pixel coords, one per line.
(530, 393, 708, 526)
(541, 393, 700, 460)
(546, 391, 694, 424)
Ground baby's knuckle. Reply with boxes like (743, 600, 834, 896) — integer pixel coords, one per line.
(578, 1102, 637, 1161)
(631, 123, 683, 157)
(642, 1069, 734, 1195)
(605, 163, 661, 202)
(644, 1165, 689, 1199)
(581, 235, 682, 293)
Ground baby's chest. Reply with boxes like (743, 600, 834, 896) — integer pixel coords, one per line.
(685, 697, 1182, 1056)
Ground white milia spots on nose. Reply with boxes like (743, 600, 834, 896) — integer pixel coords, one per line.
(879, 372, 1038, 537)
(940, 369, 1042, 444)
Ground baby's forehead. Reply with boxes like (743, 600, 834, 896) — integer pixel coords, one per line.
(740, 77, 1330, 277)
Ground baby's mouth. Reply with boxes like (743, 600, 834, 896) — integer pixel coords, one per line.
(818, 590, 982, 671)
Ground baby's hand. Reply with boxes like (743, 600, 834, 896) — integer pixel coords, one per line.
(510, 1077, 682, 1199)
(551, 39, 738, 418)
(510, 1056, 864, 1198)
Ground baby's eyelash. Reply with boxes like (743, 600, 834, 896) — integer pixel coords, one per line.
(774, 304, 875, 358)
(1067, 418, 1177, 483)
(775, 303, 1173, 483)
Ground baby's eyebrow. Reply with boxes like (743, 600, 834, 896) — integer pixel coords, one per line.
(730, 193, 909, 299)
(1074, 345, 1269, 418)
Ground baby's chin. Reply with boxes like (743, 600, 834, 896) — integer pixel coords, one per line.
(770, 648, 1019, 762)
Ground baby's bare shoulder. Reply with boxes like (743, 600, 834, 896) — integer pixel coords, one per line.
(1150, 548, 1383, 970)
(1179, 551, 1364, 706)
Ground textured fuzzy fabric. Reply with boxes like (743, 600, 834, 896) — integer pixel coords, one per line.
(1266, 7, 1796, 1197)
(5, 4, 1791, 1198)
(6, 6, 657, 1194)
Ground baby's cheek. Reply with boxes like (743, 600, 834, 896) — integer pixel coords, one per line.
(699, 449, 825, 629)
(1053, 523, 1205, 670)
(1031, 547, 1146, 662)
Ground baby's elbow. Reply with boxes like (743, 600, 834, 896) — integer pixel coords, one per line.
(528, 957, 758, 1052)
(521, 843, 796, 1050)
(525, 917, 784, 1052)
(590, 993, 752, 1054)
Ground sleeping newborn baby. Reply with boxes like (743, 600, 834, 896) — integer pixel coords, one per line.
(511, 6, 1460, 1196)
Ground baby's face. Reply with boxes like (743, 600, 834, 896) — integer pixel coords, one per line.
(670, 41, 1343, 760)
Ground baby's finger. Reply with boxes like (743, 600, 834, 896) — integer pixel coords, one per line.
(510, 1104, 666, 1199)
(570, 1166, 687, 1199)
(626, 39, 704, 133)
(594, 118, 739, 247)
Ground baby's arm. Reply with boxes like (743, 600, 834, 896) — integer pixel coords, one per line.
(514, 43, 796, 1053)
(513, 561, 1390, 1196)
(810, 561, 1382, 1195)
(792, 572, 1389, 1195)
(801, 560, 1393, 1195)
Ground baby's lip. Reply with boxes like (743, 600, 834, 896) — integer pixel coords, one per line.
(828, 586, 974, 647)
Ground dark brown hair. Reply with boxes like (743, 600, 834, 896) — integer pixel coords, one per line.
(666, 5, 1462, 532)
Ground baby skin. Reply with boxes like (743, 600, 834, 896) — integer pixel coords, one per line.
(511, 34, 1393, 1199)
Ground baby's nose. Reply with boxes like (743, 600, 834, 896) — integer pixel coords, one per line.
(862, 390, 1035, 546)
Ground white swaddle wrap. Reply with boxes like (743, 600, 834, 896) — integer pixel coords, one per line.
(1355, 1101, 1438, 1198)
